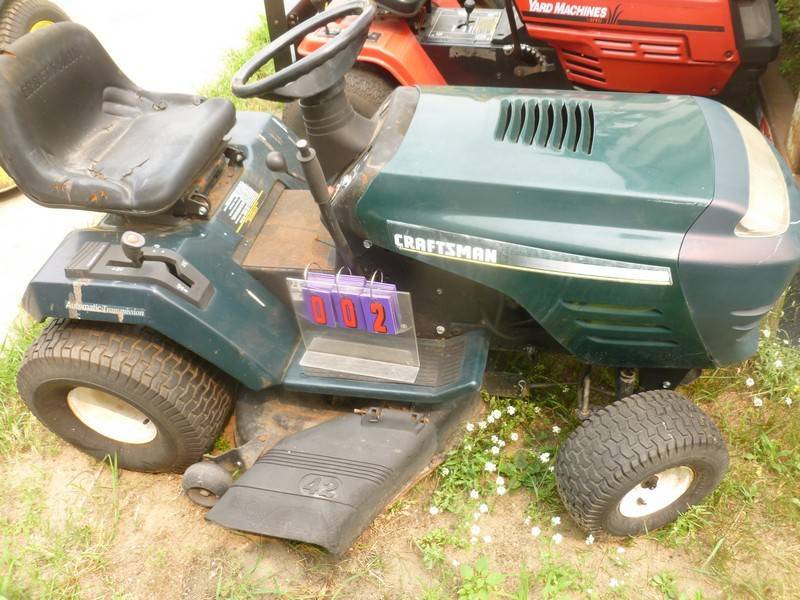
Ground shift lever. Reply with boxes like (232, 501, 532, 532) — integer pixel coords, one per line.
(460, 0, 475, 29)
(121, 231, 145, 267)
(295, 139, 359, 272)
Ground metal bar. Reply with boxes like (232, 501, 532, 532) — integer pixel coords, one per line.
(265, 0, 293, 71)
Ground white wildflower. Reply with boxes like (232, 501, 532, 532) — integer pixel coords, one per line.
(745, 377, 755, 387)
(534, 406, 542, 414)
(510, 432, 519, 442)
(585, 534, 595, 545)
(785, 397, 793, 407)
(775, 359, 784, 369)
(490, 446, 500, 455)
(470, 524, 481, 536)
(429, 506, 439, 516)
(753, 397, 764, 407)
(451, 559, 460, 567)
(552, 425, 561, 434)
(466, 422, 475, 432)
(478, 420, 487, 430)
(548, 466, 555, 473)
(616, 546, 625, 554)
(539, 452, 551, 463)
(482, 535, 493, 544)
(491, 435, 499, 443)
(531, 526, 542, 537)
(484, 461, 497, 473)
(496, 485, 507, 496)
(496, 476, 505, 486)
(487, 414, 495, 424)
(551, 516, 561, 526)
(552, 533, 564, 544)
(609, 578, 620, 589)
(763, 328, 771, 338)
(440, 467, 450, 476)
(498, 440, 506, 447)
(469, 489, 480, 500)
(492, 409, 502, 420)
(507, 406, 516, 415)
(479, 503, 489, 514)
(523, 516, 531, 526)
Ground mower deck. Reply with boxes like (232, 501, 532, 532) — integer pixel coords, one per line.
(208, 387, 482, 554)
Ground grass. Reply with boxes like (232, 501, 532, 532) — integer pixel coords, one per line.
(0, 317, 46, 456)
(778, 0, 800, 92)
(198, 15, 281, 115)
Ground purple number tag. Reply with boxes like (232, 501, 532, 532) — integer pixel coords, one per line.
(333, 289, 367, 330)
(361, 282, 400, 335)
(302, 284, 336, 328)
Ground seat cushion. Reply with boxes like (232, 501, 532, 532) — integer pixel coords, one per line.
(0, 23, 236, 216)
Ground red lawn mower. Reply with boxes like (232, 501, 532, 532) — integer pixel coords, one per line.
(271, 0, 781, 130)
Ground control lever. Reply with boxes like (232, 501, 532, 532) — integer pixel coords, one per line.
(266, 151, 305, 182)
(121, 231, 145, 267)
(460, 0, 475, 29)
(295, 139, 359, 272)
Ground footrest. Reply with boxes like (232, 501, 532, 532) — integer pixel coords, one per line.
(282, 330, 489, 404)
(206, 393, 480, 554)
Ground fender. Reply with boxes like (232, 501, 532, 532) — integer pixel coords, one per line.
(298, 16, 445, 86)
(21, 112, 303, 391)
(22, 226, 299, 391)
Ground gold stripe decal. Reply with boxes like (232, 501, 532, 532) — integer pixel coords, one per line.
(387, 220, 673, 286)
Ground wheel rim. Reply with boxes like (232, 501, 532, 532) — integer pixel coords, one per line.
(186, 487, 219, 508)
(618, 466, 695, 518)
(67, 386, 158, 445)
(29, 19, 55, 32)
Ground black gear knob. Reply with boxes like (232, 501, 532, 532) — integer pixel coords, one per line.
(121, 230, 145, 266)
(462, 0, 475, 27)
(266, 151, 288, 174)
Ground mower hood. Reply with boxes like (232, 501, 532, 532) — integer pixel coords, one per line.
(355, 88, 800, 369)
(358, 88, 716, 264)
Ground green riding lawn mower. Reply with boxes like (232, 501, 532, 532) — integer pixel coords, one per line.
(0, 0, 68, 192)
(2, 1, 799, 553)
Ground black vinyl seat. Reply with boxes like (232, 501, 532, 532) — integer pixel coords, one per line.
(0, 22, 236, 216)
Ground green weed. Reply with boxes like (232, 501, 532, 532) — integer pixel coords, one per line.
(456, 556, 505, 600)
(0, 317, 46, 456)
(533, 553, 585, 599)
(199, 16, 280, 114)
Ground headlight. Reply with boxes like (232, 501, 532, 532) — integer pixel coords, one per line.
(725, 107, 789, 238)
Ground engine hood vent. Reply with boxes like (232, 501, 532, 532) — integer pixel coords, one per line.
(494, 97, 594, 155)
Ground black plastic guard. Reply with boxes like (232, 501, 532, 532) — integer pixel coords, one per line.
(206, 393, 480, 554)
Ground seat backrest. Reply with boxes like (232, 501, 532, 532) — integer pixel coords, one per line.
(0, 23, 138, 207)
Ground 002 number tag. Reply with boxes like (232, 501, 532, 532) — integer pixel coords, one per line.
(301, 283, 400, 335)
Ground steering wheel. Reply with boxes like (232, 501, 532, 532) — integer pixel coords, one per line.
(232, 0, 375, 102)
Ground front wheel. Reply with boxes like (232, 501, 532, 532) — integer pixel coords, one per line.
(555, 390, 729, 536)
(17, 320, 235, 473)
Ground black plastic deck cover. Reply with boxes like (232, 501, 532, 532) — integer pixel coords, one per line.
(207, 393, 480, 554)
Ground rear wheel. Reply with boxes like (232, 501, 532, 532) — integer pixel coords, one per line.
(0, 0, 69, 47)
(555, 390, 729, 536)
(282, 65, 395, 136)
(17, 319, 235, 473)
